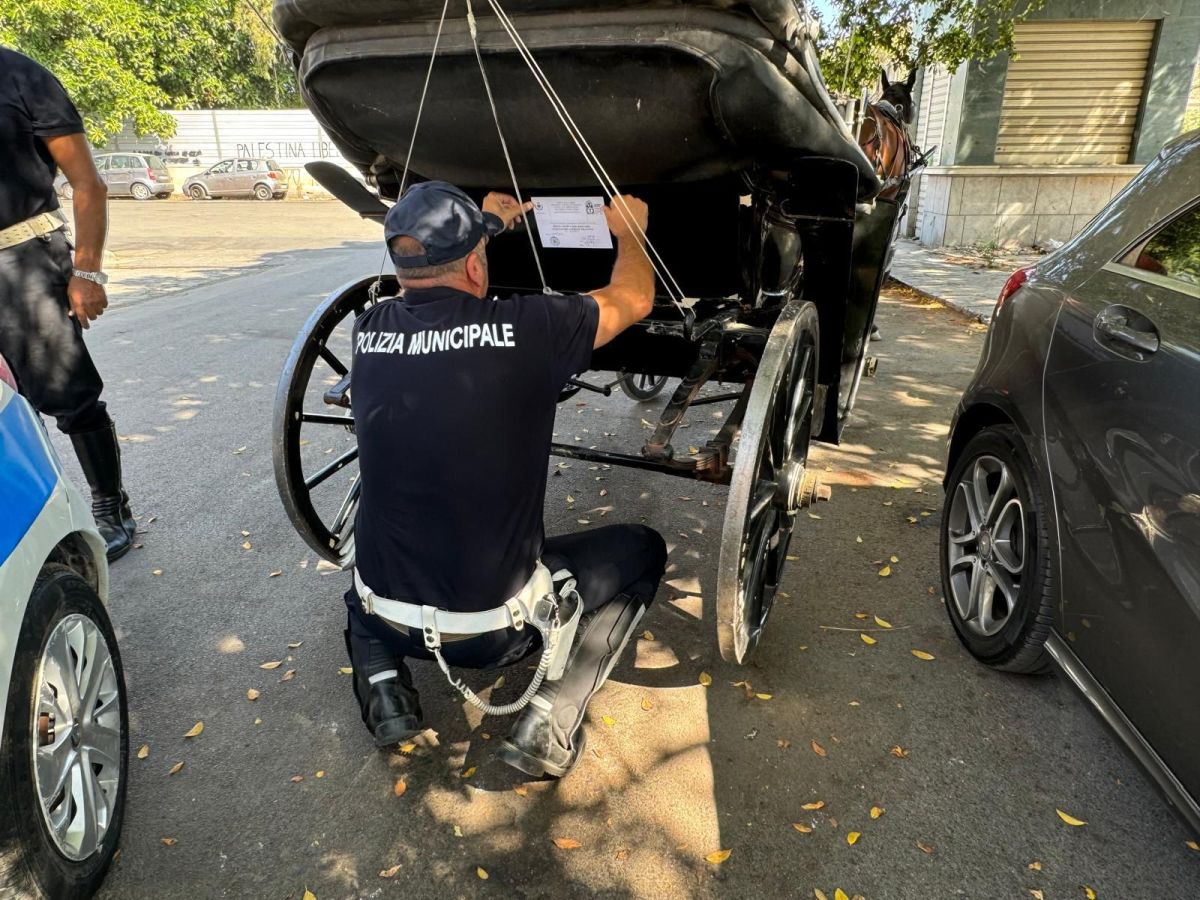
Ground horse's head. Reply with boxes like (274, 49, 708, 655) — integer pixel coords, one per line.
(880, 68, 917, 124)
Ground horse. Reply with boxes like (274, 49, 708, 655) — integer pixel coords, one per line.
(857, 68, 917, 201)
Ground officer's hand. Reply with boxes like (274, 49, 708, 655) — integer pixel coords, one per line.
(604, 195, 649, 244)
(482, 192, 533, 231)
(67, 276, 108, 329)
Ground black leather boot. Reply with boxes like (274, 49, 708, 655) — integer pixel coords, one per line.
(69, 423, 135, 561)
(499, 592, 647, 779)
(344, 626, 424, 748)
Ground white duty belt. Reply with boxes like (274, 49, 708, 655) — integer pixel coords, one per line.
(0, 211, 67, 251)
(353, 561, 583, 716)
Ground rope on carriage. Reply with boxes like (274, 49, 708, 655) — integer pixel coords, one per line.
(478, 0, 692, 316)
(465, 0, 550, 294)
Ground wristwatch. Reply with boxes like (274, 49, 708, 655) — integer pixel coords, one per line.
(72, 269, 109, 285)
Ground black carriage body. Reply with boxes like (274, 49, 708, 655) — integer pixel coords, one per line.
(273, 0, 910, 662)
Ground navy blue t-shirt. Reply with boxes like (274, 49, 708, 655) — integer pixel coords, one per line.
(0, 48, 83, 231)
(351, 286, 599, 612)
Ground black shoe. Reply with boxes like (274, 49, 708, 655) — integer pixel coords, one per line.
(69, 424, 135, 561)
(498, 697, 586, 779)
(360, 678, 425, 748)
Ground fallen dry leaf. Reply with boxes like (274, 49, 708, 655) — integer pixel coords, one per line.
(699, 671, 713, 686)
(870, 806, 885, 819)
(814, 891, 829, 900)
(854, 612, 869, 619)
(811, 740, 827, 757)
(835, 890, 850, 900)
(242, 541, 252, 550)
(916, 841, 935, 854)
(168, 761, 183, 775)
(1030, 892, 1045, 900)
(303, 891, 315, 900)
(379, 865, 401, 878)
(268, 570, 282, 578)
(290, 775, 304, 783)
(890, 745, 909, 758)
(615, 848, 630, 860)
(279, 669, 295, 682)
(847, 831, 861, 846)
(137, 744, 149, 759)
(1187, 840, 1200, 851)
(1056, 808, 1087, 826)
(704, 849, 732, 865)
(641, 697, 653, 711)
(553, 837, 583, 850)
(183, 722, 204, 739)
(860, 633, 877, 645)
(161, 837, 176, 846)
(1084, 888, 1097, 900)
(260, 660, 283, 670)
(399, 742, 416, 754)
(756, 692, 773, 700)
(602, 715, 616, 726)
(315, 771, 325, 778)
(777, 739, 791, 749)
(793, 823, 813, 833)
(874, 615, 893, 629)
(453, 825, 463, 837)
(1028, 861, 1042, 871)
(477, 867, 489, 880)
(801, 801, 825, 810)
(911, 649, 935, 661)
(393, 779, 407, 797)
(287, 641, 303, 649)
(461, 767, 477, 779)
(890, 555, 899, 563)
(246, 688, 260, 701)
(878, 565, 891, 577)
(642, 629, 655, 641)
(338, 666, 353, 675)
(493, 675, 505, 689)
(513, 784, 529, 797)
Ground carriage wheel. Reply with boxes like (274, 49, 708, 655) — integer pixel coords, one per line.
(618, 372, 670, 401)
(716, 299, 821, 664)
(273, 275, 384, 567)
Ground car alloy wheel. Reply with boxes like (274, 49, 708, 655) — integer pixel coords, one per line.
(130, 183, 153, 200)
(254, 184, 273, 201)
(946, 454, 1025, 636)
(188, 184, 206, 200)
(32, 613, 123, 861)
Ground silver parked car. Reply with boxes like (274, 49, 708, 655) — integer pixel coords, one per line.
(57, 152, 175, 200)
(182, 158, 288, 201)
(940, 130, 1200, 832)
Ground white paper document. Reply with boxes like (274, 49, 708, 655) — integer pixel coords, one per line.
(531, 196, 613, 250)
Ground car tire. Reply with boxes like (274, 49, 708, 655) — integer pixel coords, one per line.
(939, 424, 1054, 674)
(0, 565, 128, 899)
(187, 185, 207, 200)
(253, 184, 272, 201)
(129, 183, 152, 201)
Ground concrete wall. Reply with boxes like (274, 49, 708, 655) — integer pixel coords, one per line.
(916, 166, 1141, 248)
(948, 0, 1200, 166)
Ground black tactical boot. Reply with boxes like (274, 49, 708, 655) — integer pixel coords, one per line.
(344, 626, 424, 748)
(499, 592, 647, 779)
(69, 423, 135, 561)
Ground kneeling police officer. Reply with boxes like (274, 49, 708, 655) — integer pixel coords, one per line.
(345, 181, 667, 777)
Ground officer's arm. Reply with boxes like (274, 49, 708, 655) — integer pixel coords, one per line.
(590, 196, 654, 349)
(44, 133, 109, 326)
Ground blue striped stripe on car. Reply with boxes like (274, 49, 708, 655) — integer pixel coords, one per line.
(0, 392, 59, 563)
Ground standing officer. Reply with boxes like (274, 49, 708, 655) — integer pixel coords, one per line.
(345, 181, 667, 777)
(0, 47, 135, 559)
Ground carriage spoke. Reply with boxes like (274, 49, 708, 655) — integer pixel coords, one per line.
(331, 476, 362, 533)
(317, 344, 348, 376)
(304, 447, 359, 490)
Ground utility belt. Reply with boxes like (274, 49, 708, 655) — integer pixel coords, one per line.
(354, 561, 583, 715)
(0, 211, 68, 251)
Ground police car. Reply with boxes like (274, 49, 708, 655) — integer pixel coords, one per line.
(0, 352, 127, 899)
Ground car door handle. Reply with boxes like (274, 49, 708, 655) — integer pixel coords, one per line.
(1094, 306, 1160, 355)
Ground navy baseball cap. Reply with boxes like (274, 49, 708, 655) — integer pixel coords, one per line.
(384, 181, 505, 268)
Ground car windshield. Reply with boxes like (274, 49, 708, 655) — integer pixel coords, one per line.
(147, 155, 168, 171)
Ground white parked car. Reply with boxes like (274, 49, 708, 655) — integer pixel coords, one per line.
(0, 353, 127, 898)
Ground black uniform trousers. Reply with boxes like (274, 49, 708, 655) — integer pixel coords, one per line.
(345, 523, 668, 674)
(0, 231, 109, 434)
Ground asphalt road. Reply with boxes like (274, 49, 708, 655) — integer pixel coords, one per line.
(51, 202, 1196, 899)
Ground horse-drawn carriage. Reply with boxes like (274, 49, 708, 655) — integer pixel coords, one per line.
(271, 0, 916, 663)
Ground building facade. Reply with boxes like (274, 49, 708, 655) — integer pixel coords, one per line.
(908, 0, 1200, 249)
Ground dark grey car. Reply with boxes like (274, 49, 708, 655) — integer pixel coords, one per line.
(940, 129, 1200, 832)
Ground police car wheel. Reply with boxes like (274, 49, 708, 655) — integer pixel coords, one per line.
(0, 565, 128, 900)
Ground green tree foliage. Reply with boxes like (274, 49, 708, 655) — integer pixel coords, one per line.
(0, 0, 296, 143)
(816, 0, 1044, 98)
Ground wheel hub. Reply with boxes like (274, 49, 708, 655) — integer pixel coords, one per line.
(977, 529, 993, 560)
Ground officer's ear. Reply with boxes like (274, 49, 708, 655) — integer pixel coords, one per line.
(464, 242, 488, 294)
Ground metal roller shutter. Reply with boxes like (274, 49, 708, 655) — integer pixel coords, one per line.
(996, 19, 1157, 165)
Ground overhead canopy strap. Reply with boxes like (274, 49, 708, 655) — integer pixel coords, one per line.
(476, 0, 691, 315)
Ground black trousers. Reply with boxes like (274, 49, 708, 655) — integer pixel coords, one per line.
(0, 232, 109, 434)
(345, 523, 668, 674)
